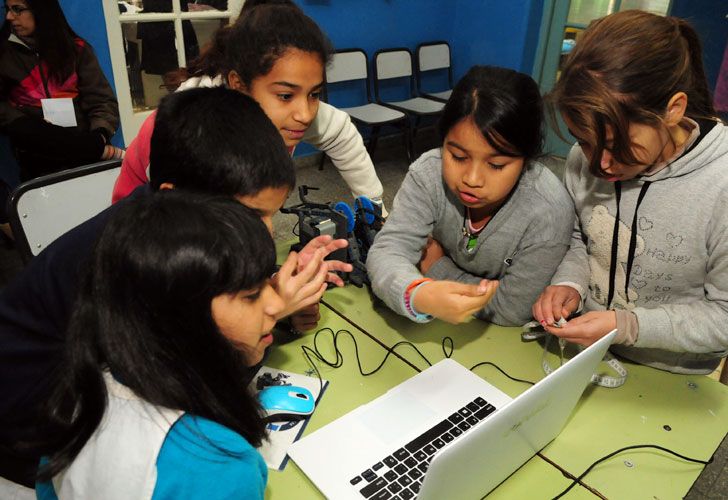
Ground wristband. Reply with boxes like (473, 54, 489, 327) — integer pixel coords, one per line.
(404, 278, 434, 323)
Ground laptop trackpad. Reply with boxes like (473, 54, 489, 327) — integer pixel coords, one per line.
(356, 390, 436, 444)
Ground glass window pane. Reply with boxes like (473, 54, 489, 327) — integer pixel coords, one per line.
(567, 0, 613, 26)
(184, 18, 229, 64)
(119, 0, 173, 15)
(187, 1, 229, 12)
(619, 0, 670, 16)
(122, 21, 178, 112)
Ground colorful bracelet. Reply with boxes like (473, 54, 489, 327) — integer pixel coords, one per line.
(404, 278, 434, 323)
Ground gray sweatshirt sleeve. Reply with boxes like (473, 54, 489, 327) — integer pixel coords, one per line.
(426, 233, 572, 326)
(549, 146, 592, 294)
(366, 158, 438, 318)
(633, 192, 728, 354)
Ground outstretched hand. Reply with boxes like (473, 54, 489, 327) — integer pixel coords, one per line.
(272, 249, 328, 321)
(413, 279, 499, 324)
(298, 235, 353, 287)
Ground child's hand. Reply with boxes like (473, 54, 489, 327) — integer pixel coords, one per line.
(298, 235, 353, 287)
(272, 249, 328, 320)
(290, 303, 321, 332)
(532, 285, 581, 326)
(413, 279, 499, 324)
(418, 237, 445, 275)
(544, 311, 616, 346)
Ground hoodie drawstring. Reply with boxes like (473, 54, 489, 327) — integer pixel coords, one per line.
(606, 180, 652, 309)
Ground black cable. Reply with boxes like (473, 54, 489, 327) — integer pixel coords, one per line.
(441, 336, 454, 358)
(299, 329, 535, 393)
(299, 327, 435, 395)
(469, 361, 536, 386)
(552, 444, 713, 499)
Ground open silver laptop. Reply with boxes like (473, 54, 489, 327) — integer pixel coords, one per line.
(288, 330, 617, 500)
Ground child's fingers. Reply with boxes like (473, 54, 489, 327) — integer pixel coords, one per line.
(324, 259, 354, 273)
(459, 292, 495, 315)
(547, 292, 570, 325)
(561, 306, 574, 321)
(296, 247, 326, 282)
(449, 280, 494, 298)
(294, 264, 329, 301)
(302, 234, 333, 251)
(532, 298, 545, 324)
(302, 235, 348, 256)
(326, 272, 346, 287)
(322, 238, 349, 254)
(278, 251, 298, 280)
(296, 282, 328, 310)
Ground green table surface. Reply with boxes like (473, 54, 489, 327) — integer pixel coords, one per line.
(264, 302, 598, 499)
(320, 284, 728, 499)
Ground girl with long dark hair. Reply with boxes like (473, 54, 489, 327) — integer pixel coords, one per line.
(112, 2, 387, 217)
(36, 191, 284, 498)
(0, 0, 122, 182)
(367, 66, 574, 326)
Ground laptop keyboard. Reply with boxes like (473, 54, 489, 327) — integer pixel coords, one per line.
(350, 396, 496, 499)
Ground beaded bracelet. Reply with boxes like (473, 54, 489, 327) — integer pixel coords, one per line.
(404, 278, 434, 323)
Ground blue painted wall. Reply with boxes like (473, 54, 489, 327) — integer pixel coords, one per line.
(299, 0, 542, 82)
(449, 0, 542, 78)
(297, 0, 544, 155)
(671, 0, 728, 94)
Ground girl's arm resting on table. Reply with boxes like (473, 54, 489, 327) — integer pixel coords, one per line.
(366, 167, 435, 317)
(427, 238, 571, 326)
(75, 43, 120, 138)
(302, 101, 386, 214)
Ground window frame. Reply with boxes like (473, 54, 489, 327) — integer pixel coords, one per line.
(102, 0, 244, 144)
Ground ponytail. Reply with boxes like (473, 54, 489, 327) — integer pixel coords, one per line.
(673, 17, 716, 118)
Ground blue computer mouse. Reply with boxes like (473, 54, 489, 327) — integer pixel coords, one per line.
(258, 385, 315, 422)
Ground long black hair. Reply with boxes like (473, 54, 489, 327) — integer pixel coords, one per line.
(18, 0, 80, 82)
(438, 65, 544, 161)
(38, 191, 276, 479)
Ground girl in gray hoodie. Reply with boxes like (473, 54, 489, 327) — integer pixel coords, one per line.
(532, 10, 728, 374)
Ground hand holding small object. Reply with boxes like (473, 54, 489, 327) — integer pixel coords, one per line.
(544, 311, 617, 346)
(413, 279, 499, 324)
(532, 285, 581, 327)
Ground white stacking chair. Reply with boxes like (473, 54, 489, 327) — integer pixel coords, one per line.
(7, 159, 122, 263)
(416, 41, 454, 102)
(373, 48, 444, 119)
(324, 49, 413, 163)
